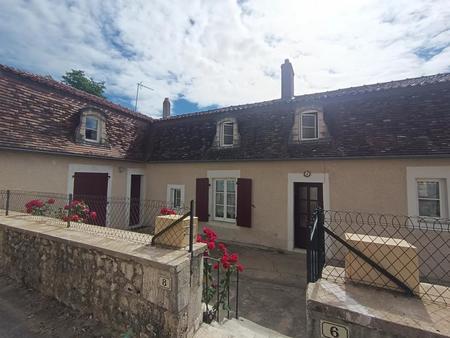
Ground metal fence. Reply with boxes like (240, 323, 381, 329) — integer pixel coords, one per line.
(203, 256, 240, 323)
(0, 189, 194, 250)
(308, 209, 450, 306)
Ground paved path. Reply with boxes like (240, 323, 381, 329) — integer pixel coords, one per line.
(226, 243, 307, 338)
(0, 272, 116, 338)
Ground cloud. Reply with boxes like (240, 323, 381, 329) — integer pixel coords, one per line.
(0, 0, 449, 117)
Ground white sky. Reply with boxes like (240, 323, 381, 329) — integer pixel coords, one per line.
(0, 0, 449, 117)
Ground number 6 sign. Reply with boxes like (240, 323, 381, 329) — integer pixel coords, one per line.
(321, 320, 349, 338)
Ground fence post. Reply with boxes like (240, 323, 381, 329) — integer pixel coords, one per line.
(189, 200, 194, 254)
(5, 190, 10, 216)
(318, 208, 325, 278)
(235, 269, 239, 319)
(306, 216, 313, 283)
(67, 193, 72, 228)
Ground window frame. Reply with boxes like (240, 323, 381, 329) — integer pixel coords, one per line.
(300, 111, 319, 141)
(167, 184, 185, 210)
(220, 121, 235, 147)
(213, 178, 237, 223)
(417, 179, 445, 218)
(84, 115, 100, 143)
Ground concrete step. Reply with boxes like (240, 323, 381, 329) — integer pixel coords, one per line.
(194, 317, 292, 338)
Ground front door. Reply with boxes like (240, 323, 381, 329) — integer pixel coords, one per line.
(129, 174, 142, 226)
(294, 182, 323, 249)
(73, 172, 108, 226)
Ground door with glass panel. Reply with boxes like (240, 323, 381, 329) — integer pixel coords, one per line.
(214, 179, 236, 222)
(294, 182, 323, 249)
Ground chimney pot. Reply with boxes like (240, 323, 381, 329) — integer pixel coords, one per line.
(163, 97, 171, 119)
(281, 59, 294, 100)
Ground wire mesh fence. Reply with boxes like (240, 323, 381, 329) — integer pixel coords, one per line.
(0, 189, 193, 249)
(311, 209, 450, 306)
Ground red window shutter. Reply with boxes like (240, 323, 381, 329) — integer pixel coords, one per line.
(237, 178, 252, 227)
(195, 178, 209, 222)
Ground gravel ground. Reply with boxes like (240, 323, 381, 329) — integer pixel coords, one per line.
(0, 272, 120, 338)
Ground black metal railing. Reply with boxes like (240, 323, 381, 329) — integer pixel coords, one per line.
(307, 209, 325, 283)
(202, 256, 240, 323)
(306, 208, 450, 305)
(0, 189, 194, 250)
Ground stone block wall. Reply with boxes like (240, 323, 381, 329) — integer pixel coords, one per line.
(0, 217, 204, 338)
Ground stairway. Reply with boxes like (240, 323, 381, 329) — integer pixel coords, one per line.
(194, 317, 292, 338)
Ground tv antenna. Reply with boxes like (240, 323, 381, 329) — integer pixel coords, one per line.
(134, 82, 154, 112)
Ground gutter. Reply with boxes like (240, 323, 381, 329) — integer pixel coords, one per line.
(2, 145, 449, 164)
(145, 153, 450, 164)
(0, 145, 145, 163)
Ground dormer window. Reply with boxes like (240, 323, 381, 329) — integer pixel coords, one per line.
(214, 118, 240, 148)
(221, 121, 234, 146)
(75, 108, 107, 144)
(301, 111, 318, 140)
(85, 116, 99, 142)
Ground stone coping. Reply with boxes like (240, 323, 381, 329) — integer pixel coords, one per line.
(322, 265, 450, 305)
(307, 278, 450, 337)
(344, 233, 416, 249)
(0, 214, 205, 272)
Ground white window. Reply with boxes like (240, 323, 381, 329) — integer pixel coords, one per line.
(221, 122, 234, 146)
(167, 184, 185, 209)
(417, 180, 445, 217)
(85, 116, 100, 142)
(301, 112, 318, 140)
(213, 178, 236, 222)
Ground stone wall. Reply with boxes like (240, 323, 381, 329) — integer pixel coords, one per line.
(0, 215, 204, 338)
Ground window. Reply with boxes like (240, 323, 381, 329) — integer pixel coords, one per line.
(417, 180, 443, 217)
(213, 178, 236, 222)
(301, 112, 318, 140)
(167, 184, 185, 209)
(221, 122, 234, 146)
(85, 116, 99, 142)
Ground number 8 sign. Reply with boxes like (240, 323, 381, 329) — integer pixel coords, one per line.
(321, 320, 349, 338)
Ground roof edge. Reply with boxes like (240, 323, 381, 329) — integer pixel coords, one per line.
(153, 71, 450, 122)
(0, 64, 153, 122)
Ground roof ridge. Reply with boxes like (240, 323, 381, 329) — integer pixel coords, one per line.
(0, 64, 153, 122)
(156, 71, 450, 122)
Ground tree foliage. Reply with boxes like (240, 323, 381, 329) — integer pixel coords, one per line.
(62, 70, 105, 97)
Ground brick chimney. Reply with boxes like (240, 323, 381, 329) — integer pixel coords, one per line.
(281, 59, 294, 100)
(162, 97, 170, 119)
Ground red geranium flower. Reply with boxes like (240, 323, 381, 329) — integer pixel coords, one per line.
(213, 262, 219, 270)
(90, 211, 97, 219)
(70, 214, 80, 222)
(237, 263, 244, 272)
(203, 227, 217, 241)
(47, 198, 55, 204)
(160, 207, 176, 215)
(221, 254, 229, 265)
(207, 241, 215, 250)
(228, 253, 238, 263)
(222, 261, 231, 269)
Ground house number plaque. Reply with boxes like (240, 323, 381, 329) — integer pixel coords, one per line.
(321, 320, 349, 338)
(159, 276, 171, 290)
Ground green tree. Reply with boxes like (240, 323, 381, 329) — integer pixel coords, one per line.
(62, 70, 105, 97)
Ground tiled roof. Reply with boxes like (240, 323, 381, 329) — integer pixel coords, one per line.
(155, 72, 450, 122)
(0, 64, 152, 122)
(0, 64, 151, 160)
(147, 73, 450, 161)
